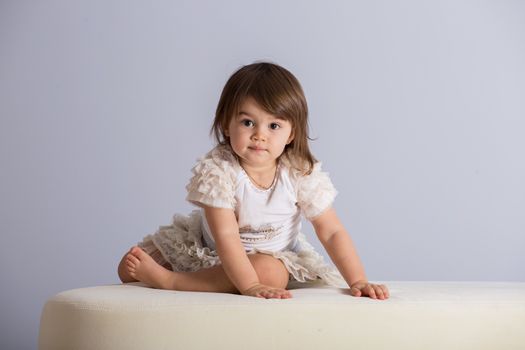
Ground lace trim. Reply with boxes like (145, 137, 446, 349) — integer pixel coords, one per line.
(138, 210, 345, 286)
(185, 145, 239, 209)
(295, 162, 338, 219)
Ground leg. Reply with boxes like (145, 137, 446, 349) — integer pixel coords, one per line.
(172, 253, 290, 293)
(247, 253, 291, 289)
(124, 246, 290, 293)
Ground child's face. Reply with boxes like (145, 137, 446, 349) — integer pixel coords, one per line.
(225, 97, 294, 169)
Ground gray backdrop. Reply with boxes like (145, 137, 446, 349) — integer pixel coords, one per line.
(1, 1, 524, 349)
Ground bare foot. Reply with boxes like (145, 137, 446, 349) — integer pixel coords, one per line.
(125, 246, 177, 290)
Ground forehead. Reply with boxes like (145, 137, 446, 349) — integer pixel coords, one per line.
(236, 97, 288, 121)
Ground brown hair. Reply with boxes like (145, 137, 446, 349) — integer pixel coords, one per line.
(211, 61, 316, 174)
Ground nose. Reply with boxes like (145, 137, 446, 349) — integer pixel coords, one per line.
(252, 126, 267, 141)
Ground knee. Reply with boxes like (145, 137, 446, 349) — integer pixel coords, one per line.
(248, 254, 290, 289)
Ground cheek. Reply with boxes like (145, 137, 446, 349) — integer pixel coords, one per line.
(229, 128, 242, 139)
(228, 129, 249, 147)
(282, 129, 294, 143)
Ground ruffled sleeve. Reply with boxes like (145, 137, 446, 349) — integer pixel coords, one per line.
(295, 162, 338, 220)
(185, 146, 238, 210)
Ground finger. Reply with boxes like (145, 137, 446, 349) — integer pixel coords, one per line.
(268, 289, 289, 299)
(281, 290, 292, 299)
(367, 285, 377, 299)
(350, 287, 362, 297)
(267, 293, 281, 299)
(269, 291, 282, 299)
(262, 290, 277, 299)
(277, 288, 290, 295)
(273, 289, 289, 299)
(380, 285, 390, 299)
(374, 285, 385, 299)
(259, 290, 270, 298)
(275, 288, 291, 299)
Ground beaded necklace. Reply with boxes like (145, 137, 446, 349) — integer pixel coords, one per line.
(240, 162, 279, 190)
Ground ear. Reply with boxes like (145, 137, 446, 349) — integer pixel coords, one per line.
(223, 126, 229, 137)
(286, 131, 295, 145)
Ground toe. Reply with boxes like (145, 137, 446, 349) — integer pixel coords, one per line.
(126, 253, 140, 265)
(131, 246, 148, 259)
(130, 246, 142, 255)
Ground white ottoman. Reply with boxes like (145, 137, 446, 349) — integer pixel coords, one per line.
(39, 281, 525, 350)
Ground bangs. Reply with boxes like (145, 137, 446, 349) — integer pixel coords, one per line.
(236, 67, 304, 125)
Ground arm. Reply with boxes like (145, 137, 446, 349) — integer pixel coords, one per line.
(203, 205, 290, 298)
(311, 207, 389, 300)
(203, 206, 260, 293)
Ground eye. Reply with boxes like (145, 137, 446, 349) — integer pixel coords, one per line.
(269, 123, 281, 130)
(242, 119, 254, 127)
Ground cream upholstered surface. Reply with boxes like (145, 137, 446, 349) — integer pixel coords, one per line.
(39, 281, 525, 350)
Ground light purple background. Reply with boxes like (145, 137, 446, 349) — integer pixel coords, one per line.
(1, 1, 524, 349)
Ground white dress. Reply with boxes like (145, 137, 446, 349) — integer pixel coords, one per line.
(139, 145, 345, 286)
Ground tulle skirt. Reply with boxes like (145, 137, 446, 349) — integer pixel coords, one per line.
(138, 210, 345, 287)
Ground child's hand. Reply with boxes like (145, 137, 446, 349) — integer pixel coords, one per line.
(241, 283, 292, 299)
(350, 280, 389, 300)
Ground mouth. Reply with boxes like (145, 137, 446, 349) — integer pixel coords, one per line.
(248, 146, 267, 152)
